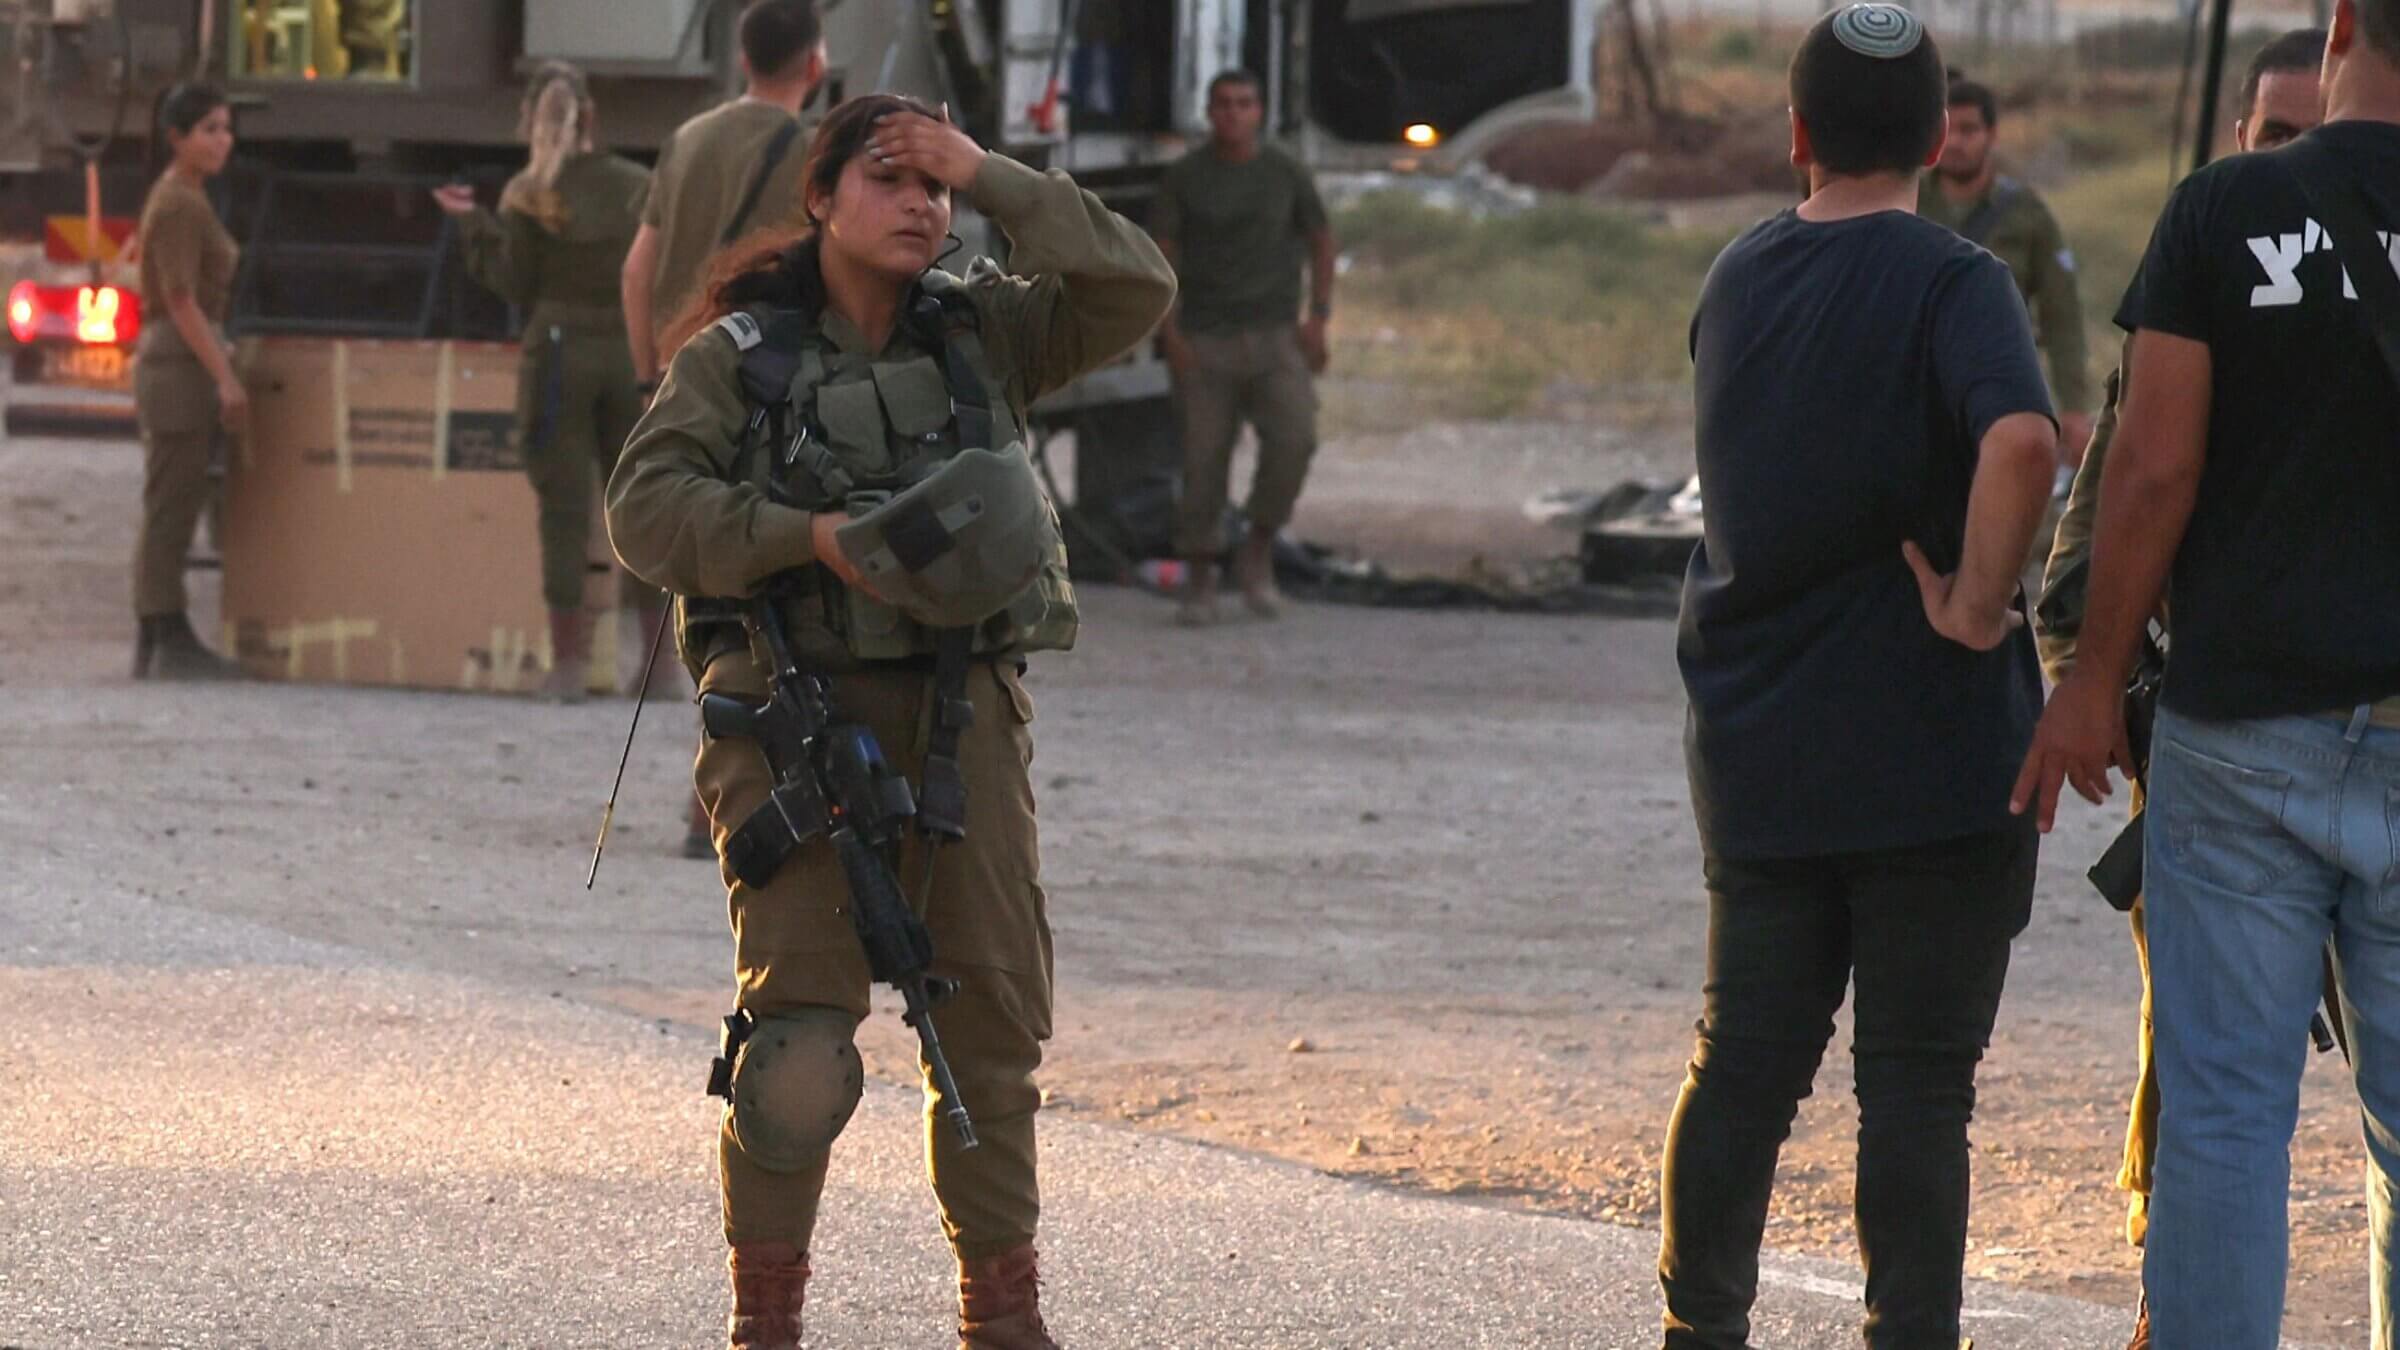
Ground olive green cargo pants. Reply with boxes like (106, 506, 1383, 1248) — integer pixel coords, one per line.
(132, 352, 221, 619)
(1174, 322, 1320, 560)
(693, 654, 1054, 1259)
(517, 328, 650, 611)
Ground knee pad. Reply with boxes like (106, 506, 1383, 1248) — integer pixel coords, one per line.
(728, 1007, 864, 1173)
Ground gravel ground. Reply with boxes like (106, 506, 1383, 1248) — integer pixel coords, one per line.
(0, 407, 2367, 1347)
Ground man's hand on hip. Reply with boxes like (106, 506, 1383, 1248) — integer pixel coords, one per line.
(1903, 540, 2023, 652)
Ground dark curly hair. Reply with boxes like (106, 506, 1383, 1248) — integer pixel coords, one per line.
(662, 93, 945, 353)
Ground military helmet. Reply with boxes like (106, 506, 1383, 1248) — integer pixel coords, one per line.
(833, 445, 1059, 630)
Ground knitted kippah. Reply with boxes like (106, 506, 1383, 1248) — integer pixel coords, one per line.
(1830, 4, 1925, 58)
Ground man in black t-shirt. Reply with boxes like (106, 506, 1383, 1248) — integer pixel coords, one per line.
(2016, 3, 2400, 1344)
(1658, 9, 2057, 1348)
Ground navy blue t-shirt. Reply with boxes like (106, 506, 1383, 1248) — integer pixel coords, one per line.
(1680, 208, 2052, 861)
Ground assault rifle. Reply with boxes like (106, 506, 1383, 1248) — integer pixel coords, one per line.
(2085, 629, 2167, 914)
(696, 581, 979, 1149)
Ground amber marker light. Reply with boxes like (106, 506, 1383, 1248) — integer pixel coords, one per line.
(1403, 123, 1440, 148)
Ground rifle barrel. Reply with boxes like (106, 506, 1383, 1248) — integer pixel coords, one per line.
(911, 996, 981, 1149)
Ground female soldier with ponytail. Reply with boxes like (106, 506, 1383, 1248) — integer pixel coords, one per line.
(607, 95, 1172, 1350)
(130, 83, 242, 679)
(434, 62, 652, 701)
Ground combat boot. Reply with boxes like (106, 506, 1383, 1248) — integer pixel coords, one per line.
(726, 1241, 809, 1350)
(957, 1245, 1059, 1350)
(146, 613, 242, 681)
(541, 607, 589, 704)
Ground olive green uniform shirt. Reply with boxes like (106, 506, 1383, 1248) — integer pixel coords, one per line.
(607, 153, 1175, 614)
(136, 174, 238, 361)
(2036, 343, 2126, 683)
(1151, 143, 1327, 335)
(1920, 175, 2094, 412)
(640, 100, 814, 340)
(457, 151, 651, 332)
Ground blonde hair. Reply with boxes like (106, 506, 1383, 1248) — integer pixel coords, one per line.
(501, 63, 590, 233)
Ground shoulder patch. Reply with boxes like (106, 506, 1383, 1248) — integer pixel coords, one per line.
(714, 312, 764, 350)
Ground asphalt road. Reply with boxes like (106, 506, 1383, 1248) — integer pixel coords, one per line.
(0, 810, 2145, 1350)
(0, 424, 2261, 1348)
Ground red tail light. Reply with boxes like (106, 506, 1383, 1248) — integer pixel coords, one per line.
(6, 282, 36, 344)
(5, 281, 140, 347)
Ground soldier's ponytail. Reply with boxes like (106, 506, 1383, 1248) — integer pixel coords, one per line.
(502, 62, 590, 234)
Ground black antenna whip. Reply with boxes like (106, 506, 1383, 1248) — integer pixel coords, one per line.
(588, 601, 678, 888)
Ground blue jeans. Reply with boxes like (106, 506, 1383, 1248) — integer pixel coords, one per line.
(2143, 706, 2400, 1349)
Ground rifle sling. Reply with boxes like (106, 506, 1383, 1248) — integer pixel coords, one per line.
(2282, 137, 2400, 393)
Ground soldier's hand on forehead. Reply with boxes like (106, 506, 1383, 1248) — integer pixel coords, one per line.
(868, 110, 987, 192)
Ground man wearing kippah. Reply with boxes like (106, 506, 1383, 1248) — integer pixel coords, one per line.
(1656, 9, 2058, 1348)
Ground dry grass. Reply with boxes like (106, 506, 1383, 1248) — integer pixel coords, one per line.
(1328, 193, 1739, 425)
(1331, 96, 2191, 426)
(2050, 152, 2184, 377)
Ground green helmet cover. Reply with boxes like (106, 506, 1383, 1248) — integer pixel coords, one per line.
(833, 444, 1058, 630)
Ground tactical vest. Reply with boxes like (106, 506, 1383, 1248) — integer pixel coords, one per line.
(679, 269, 1079, 677)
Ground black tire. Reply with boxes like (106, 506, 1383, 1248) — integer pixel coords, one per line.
(1580, 517, 1702, 584)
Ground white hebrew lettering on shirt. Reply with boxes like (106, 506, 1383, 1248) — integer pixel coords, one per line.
(2336, 231, 2400, 301)
(2248, 231, 2307, 306)
(2246, 220, 2400, 306)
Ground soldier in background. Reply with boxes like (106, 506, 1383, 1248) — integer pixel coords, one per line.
(131, 83, 244, 681)
(622, 0, 827, 387)
(1153, 69, 1335, 625)
(434, 63, 651, 702)
(1921, 75, 2097, 470)
(2032, 30, 2330, 1349)
(619, 0, 826, 857)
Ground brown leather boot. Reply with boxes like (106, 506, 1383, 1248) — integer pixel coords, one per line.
(541, 607, 589, 704)
(957, 1246, 1059, 1350)
(2125, 1293, 2150, 1350)
(727, 1242, 809, 1350)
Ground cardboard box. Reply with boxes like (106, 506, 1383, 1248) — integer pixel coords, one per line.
(221, 336, 623, 694)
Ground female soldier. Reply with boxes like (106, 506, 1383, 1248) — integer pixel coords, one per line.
(434, 62, 652, 702)
(607, 95, 1172, 1350)
(131, 83, 243, 680)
